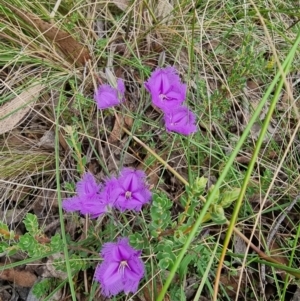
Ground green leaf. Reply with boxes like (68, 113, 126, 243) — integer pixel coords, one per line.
(50, 234, 63, 252)
(19, 233, 39, 255)
(32, 278, 53, 298)
(152, 192, 172, 209)
(192, 176, 208, 196)
(210, 205, 227, 224)
(55, 254, 87, 273)
(0, 241, 9, 253)
(156, 241, 173, 253)
(64, 181, 75, 192)
(129, 233, 146, 249)
(179, 254, 194, 280)
(207, 185, 220, 205)
(150, 229, 158, 238)
(173, 230, 188, 244)
(220, 188, 241, 208)
(23, 213, 39, 234)
(0, 222, 14, 239)
(19, 233, 49, 257)
(158, 258, 170, 270)
(0, 222, 9, 234)
(6, 245, 19, 256)
(157, 252, 176, 270)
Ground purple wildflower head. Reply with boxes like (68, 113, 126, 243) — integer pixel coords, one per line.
(164, 106, 197, 135)
(80, 177, 119, 218)
(94, 78, 125, 109)
(95, 237, 144, 297)
(62, 172, 109, 218)
(144, 66, 186, 111)
(62, 172, 100, 212)
(114, 168, 152, 212)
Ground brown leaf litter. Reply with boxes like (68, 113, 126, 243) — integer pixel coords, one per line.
(0, 84, 45, 135)
(0, 264, 37, 287)
(4, 3, 91, 66)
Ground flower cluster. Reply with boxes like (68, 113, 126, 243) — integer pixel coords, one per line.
(95, 238, 144, 297)
(145, 66, 197, 135)
(62, 168, 151, 217)
(62, 169, 150, 296)
(83, 65, 196, 297)
(94, 66, 197, 135)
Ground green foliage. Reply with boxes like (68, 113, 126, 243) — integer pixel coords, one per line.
(23, 213, 40, 235)
(19, 233, 49, 257)
(95, 38, 109, 58)
(0, 221, 15, 239)
(178, 253, 194, 280)
(64, 181, 76, 192)
(156, 240, 177, 270)
(0, 213, 64, 258)
(32, 278, 57, 298)
(169, 285, 186, 301)
(65, 125, 85, 174)
(54, 253, 89, 273)
(220, 188, 240, 208)
(0, 241, 9, 253)
(207, 184, 220, 205)
(50, 233, 64, 252)
(150, 192, 172, 237)
(129, 233, 147, 250)
(210, 205, 227, 225)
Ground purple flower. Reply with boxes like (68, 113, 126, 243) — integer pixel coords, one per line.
(62, 173, 100, 211)
(144, 66, 186, 111)
(94, 78, 125, 109)
(95, 237, 144, 297)
(80, 177, 119, 218)
(113, 168, 152, 212)
(164, 106, 197, 135)
(62, 172, 109, 218)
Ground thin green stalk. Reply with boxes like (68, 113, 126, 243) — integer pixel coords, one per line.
(55, 90, 77, 301)
(214, 27, 300, 297)
(193, 237, 219, 301)
(0, 250, 58, 271)
(44, 279, 68, 301)
(255, 259, 300, 276)
(78, 101, 109, 175)
(156, 28, 300, 301)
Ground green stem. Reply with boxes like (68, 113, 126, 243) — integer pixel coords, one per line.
(55, 91, 77, 301)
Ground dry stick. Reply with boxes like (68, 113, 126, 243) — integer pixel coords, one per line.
(116, 117, 189, 187)
(261, 195, 300, 285)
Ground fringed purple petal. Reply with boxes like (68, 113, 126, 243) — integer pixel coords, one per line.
(145, 66, 186, 110)
(94, 78, 125, 110)
(164, 106, 197, 135)
(76, 172, 100, 197)
(62, 196, 82, 212)
(114, 168, 152, 212)
(95, 237, 144, 297)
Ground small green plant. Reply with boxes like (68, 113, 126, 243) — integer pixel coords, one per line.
(0, 213, 64, 258)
